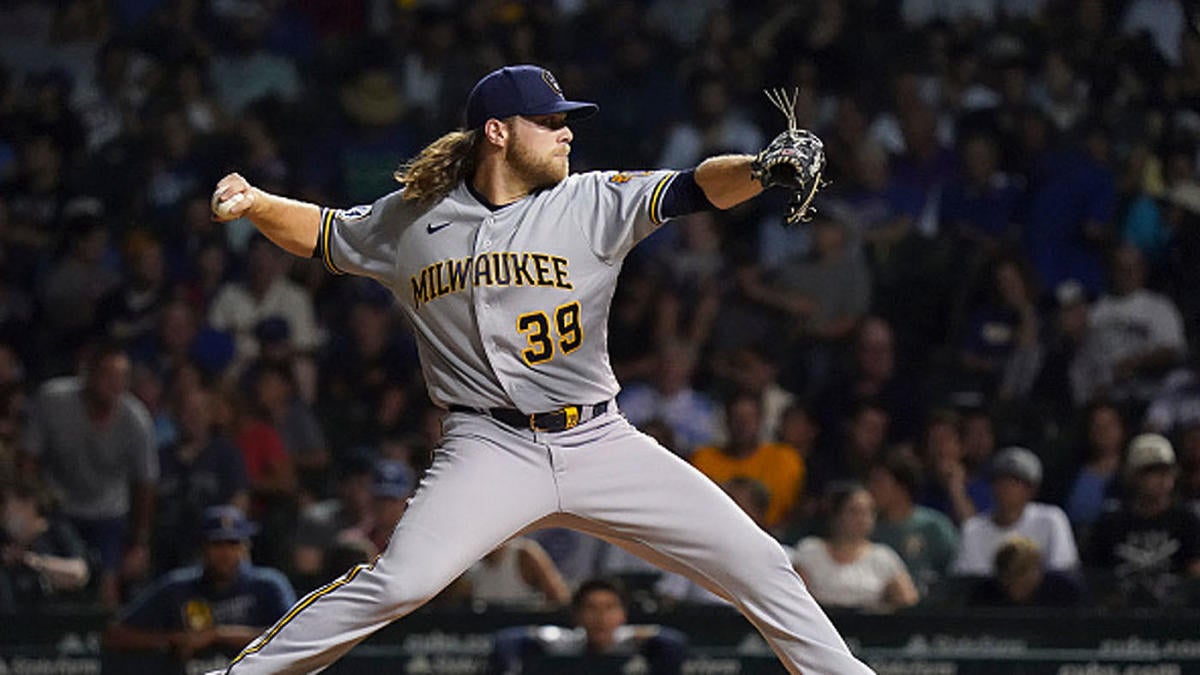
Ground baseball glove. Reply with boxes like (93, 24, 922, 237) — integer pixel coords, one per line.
(750, 89, 827, 225)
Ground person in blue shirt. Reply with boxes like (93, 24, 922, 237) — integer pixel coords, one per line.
(104, 505, 295, 667)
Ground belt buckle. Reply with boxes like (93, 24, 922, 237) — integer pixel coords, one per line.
(530, 406, 580, 432)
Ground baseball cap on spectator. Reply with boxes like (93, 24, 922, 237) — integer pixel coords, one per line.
(202, 505, 259, 542)
(1125, 433, 1176, 477)
(991, 447, 1042, 486)
(465, 65, 598, 129)
(373, 459, 415, 500)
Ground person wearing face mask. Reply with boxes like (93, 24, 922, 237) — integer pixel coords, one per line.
(0, 482, 91, 612)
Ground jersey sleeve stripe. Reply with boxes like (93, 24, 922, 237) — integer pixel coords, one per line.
(647, 172, 677, 226)
(319, 208, 345, 275)
(226, 556, 379, 668)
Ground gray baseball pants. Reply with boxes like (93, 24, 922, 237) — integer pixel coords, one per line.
(214, 409, 874, 674)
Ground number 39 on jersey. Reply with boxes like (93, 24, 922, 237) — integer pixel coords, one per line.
(516, 301, 583, 366)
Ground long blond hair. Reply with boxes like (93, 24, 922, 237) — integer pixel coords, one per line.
(394, 129, 480, 205)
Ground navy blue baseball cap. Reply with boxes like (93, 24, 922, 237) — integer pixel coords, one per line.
(465, 65, 598, 129)
(201, 505, 259, 542)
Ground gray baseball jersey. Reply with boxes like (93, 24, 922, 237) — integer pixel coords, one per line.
(318, 169, 676, 411)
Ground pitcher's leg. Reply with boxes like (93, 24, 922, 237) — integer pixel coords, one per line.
(219, 417, 559, 675)
(555, 416, 874, 675)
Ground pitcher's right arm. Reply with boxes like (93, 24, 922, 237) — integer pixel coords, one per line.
(211, 172, 320, 258)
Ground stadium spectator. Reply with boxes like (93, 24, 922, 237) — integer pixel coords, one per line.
(152, 385, 249, 575)
(1120, 0, 1187, 66)
(1143, 368, 1200, 438)
(808, 400, 890, 503)
(1032, 279, 1093, 416)
(953, 447, 1079, 576)
(822, 141, 922, 266)
(38, 206, 117, 366)
(465, 537, 571, 610)
(792, 482, 918, 612)
(939, 134, 1023, 252)
(968, 536, 1084, 608)
(953, 254, 1043, 401)
(1022, 113, 1115, 298)
(868, 448, 960, 596)
(217, 374, 295, 502)
(128, 361, 176, 450)
(776, 402, 821, 522)
(920, 408, 987, 525)
(243, 354, 327, 500)
(815, 316, 919, 445)
(96, 231, 168, 345)
(691, 392, 805, 530)
(1065, 400, 1127, 531)
(0, 481, 90, 612)
(712, 344, 796, 444)
(618, 343, 720, 457)
(103, 505, 295, 667)
(959, 408, 998, 512)
(657, 78, 763, 170)
(1087, 434, 1200, 608)
(22, 342, 157, 606)
(1073, 244, 1186, 404)
(739, 216, 871, 395)
(208, 234, 319, 368)
(207, 20, 301, 114)
(489, 578, 688, 675)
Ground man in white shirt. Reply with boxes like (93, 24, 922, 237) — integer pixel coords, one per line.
(1072, 244, 1186, 404)
(208, 234, 320, 366)
(953, 447, 1079, 576)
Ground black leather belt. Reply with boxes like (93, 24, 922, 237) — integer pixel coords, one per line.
(448, 401, 610, 432)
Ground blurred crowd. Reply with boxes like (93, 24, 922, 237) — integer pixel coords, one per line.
(2, 0, 1200, 633)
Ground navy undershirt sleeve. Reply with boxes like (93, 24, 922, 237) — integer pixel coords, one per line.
(660, 169, 717, 219)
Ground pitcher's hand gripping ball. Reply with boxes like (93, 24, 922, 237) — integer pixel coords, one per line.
(750, 88, 827, 225)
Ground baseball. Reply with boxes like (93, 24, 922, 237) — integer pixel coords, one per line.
(212, 191, 247, 220)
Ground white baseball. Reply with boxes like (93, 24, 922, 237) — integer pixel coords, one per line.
(213, 191, 247, 219)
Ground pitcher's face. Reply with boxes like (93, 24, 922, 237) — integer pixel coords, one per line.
(506, 113, 572, 188)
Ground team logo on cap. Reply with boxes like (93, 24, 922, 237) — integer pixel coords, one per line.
(541, 69, 564, 98)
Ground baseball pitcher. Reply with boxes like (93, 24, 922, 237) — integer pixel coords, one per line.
(206, 64, 869, 675)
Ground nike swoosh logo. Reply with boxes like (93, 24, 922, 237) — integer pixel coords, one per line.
(426, 221, 452, 234)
